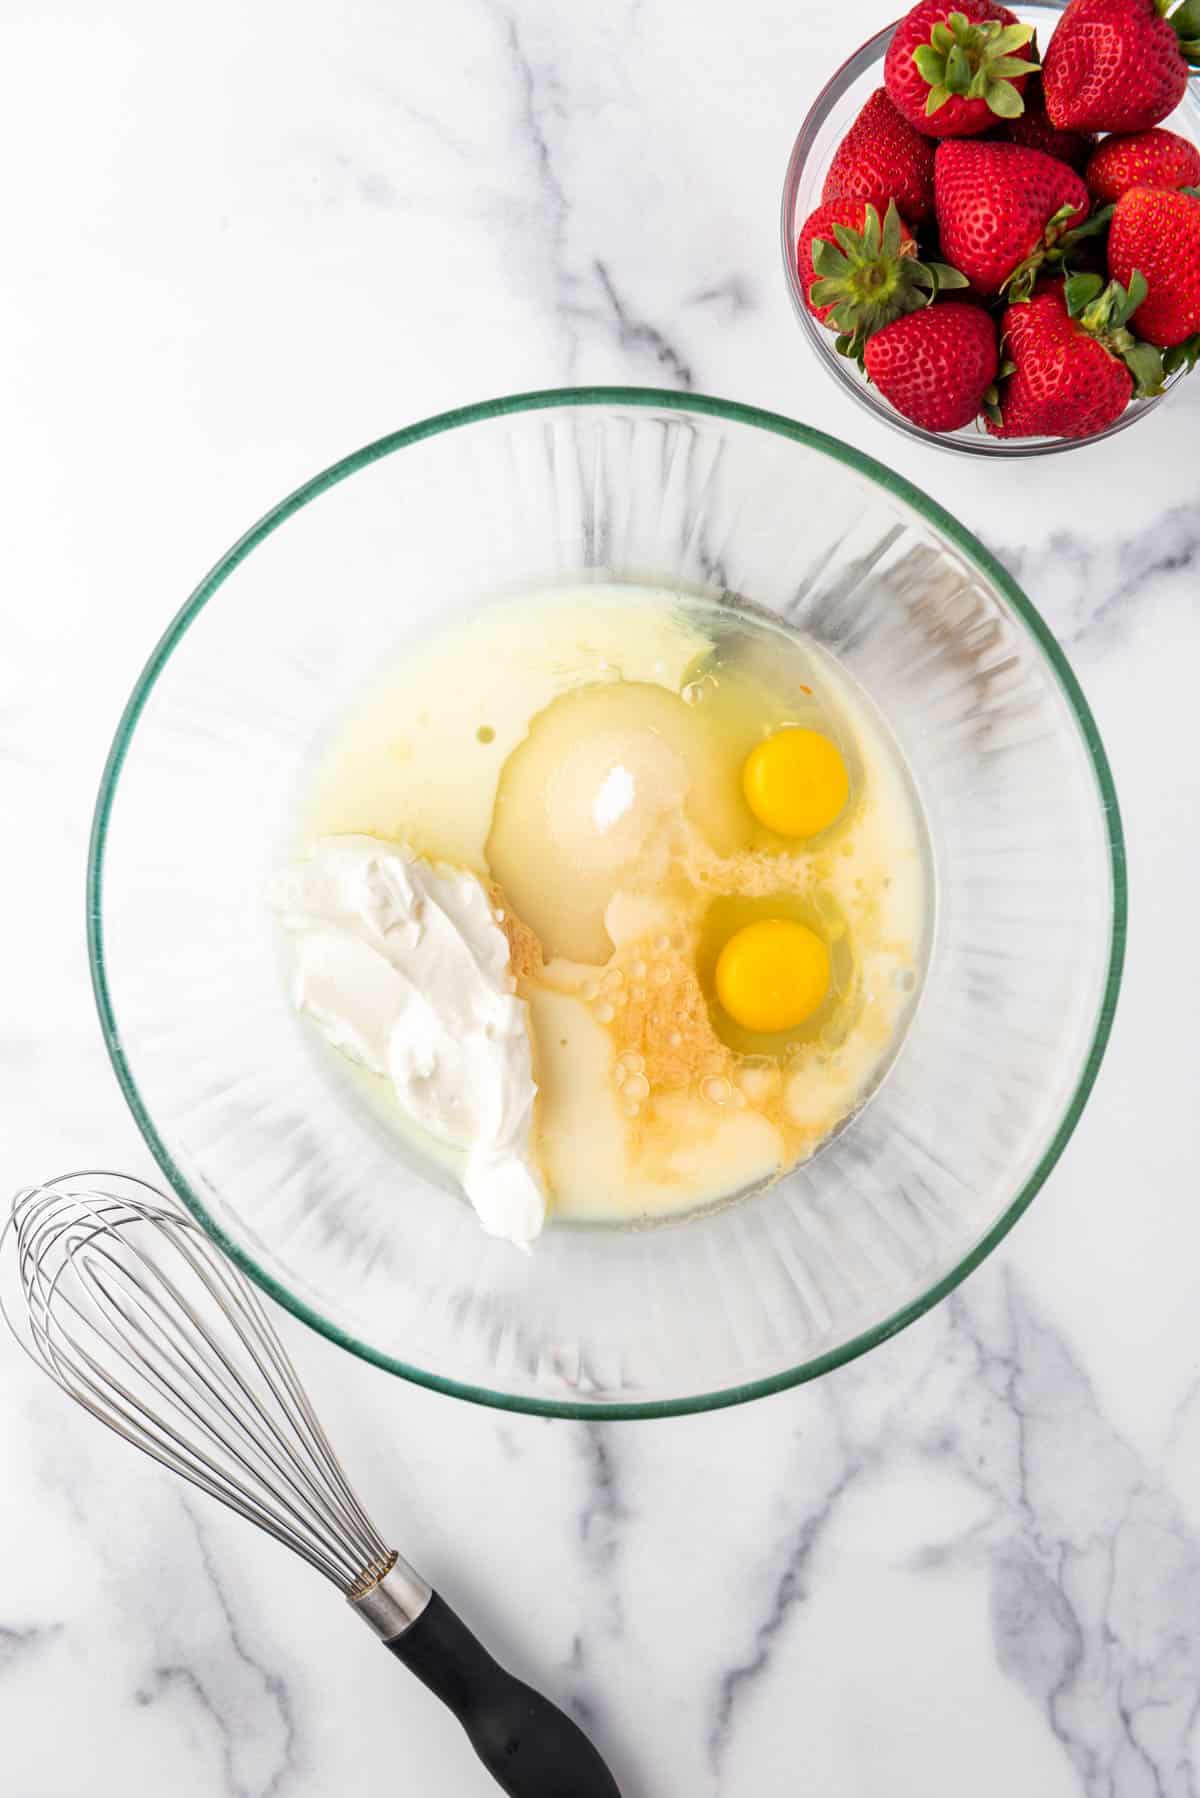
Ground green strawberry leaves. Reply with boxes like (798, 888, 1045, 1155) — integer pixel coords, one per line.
(1085, 269, 1148, 331)
(1065, 269, 1148, 329)
(1068, 271, 1166, 397)
(912, 11, 1038, 116)
(1004, 202, 1092, 302)
(1057, 204, 1116, 251)
(1123, 340, 1169, 395)
(809, 201, 970, 363)
(981, 354, 1016, 428)
(1163, 331, 1200, 376)
(1064, 271, 1105, 316)
(1169, 0, 1200, 62)
(1064, 223, 1199, 394)
(983, 80, 1026, 119)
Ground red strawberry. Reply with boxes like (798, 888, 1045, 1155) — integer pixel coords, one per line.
(798, 199, 913, 324)
(934, 140, 1090, 295)
(822, 88, 937, 225)
(1108, 183, 1200, 344)
(1086, 127, 1200, 201)
(884, 0, 1038, 137)
(864, 302, 1000, 430)
(985, 275, 1163, 436)
(997, 82, 1096, 169)
(796, 198, 967, 354)
(1042, 0, 1200, 134)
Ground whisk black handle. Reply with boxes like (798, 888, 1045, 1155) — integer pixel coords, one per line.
(384, 1593, 622, 1797)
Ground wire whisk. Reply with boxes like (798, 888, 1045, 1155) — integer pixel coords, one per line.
(5, 1172, 393, 1593)
(2, 1172, 621, 1798)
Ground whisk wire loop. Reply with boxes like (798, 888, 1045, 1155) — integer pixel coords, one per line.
(2, 1174, 394, 1592)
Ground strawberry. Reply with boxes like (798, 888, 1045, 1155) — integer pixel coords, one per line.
(1042, 0, 1200, 135)
(1108, 183, 1200, 345)
(796, 198, 968, 355)
(934, 140, 1091, 296)
(996, 82, 1096, 169)
(822, 88, 937, 225)
(985, 275, 1163, 436)
(863, 302, 1000, 429)
(885, 1, 1038, 137)
(1086, 127, 1200, 201)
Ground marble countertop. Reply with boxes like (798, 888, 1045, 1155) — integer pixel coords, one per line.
(5, 2, 1199, 1793)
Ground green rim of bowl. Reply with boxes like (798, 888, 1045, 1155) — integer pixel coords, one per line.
(88, 386, 1127, 1420)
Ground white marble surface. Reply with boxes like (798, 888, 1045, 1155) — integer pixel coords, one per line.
(4, 2, 1200, 1793)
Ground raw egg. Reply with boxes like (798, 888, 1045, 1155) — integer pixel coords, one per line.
(697, 891, 858, 1058)
(715, 918, 830, 1034)
(742, 728, 849, 839)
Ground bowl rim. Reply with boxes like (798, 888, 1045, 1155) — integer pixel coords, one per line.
(778, 0, 1198, 456)
(88, 385, 1127, 1419)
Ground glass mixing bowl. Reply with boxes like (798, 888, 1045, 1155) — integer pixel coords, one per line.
(780, 0, 1200, 457)
(90, 389, 1124, 1416)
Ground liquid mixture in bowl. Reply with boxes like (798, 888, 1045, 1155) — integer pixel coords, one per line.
(274, 588, 932, 1246)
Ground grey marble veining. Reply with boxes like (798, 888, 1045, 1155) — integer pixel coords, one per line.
(985, 501, 1200, 653)
(4, 0, 1199, 1793)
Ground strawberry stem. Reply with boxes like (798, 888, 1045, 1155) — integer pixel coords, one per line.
(912, 12, 1037, 117)
(1168, 0, 1200, 56)
(1004, 202, 1092, 302)
(808, 201, 969, 361)
(1076, 273, 1165, 397)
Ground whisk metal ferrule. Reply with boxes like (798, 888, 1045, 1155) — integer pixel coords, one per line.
(349, 1553, 434, 1638)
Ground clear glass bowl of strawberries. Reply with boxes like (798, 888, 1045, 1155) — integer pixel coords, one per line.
(781, 0, 1200, 453)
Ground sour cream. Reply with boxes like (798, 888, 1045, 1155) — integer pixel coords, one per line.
(273, 835, 545, 1247)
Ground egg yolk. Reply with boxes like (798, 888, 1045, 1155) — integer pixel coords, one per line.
(742, 728, 849, 838)
(714, 918, 831, 1034)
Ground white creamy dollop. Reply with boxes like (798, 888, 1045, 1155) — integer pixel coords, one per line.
(273, 835, 545, 1247)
